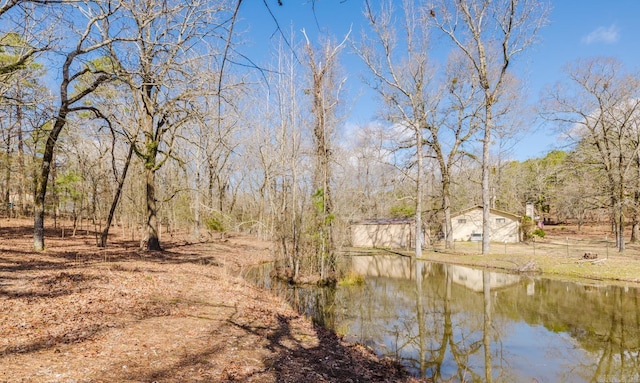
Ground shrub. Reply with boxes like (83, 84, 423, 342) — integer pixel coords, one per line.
(204, 216, 225, 232)
(389, 204, 415, 218)
(521, 216, 535, 241)
(533, 228, 545, 238)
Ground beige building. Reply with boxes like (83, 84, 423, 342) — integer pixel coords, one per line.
(350, 218, 415, 249)
(451, 206, 521, 243)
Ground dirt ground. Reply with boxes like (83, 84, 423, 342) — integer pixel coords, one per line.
(3, 219, 638, 383)
(0, 219, 422, 383)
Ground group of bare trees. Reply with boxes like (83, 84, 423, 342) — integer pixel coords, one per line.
(2, 0, 640, 277)
(541, 57, 640, 252)
(354, 0, 547, 254)
(2, 0, 237, 251)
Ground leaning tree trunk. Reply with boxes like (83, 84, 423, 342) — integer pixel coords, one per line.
(99, 142, 134, 247)
(34, 115, 66, 251)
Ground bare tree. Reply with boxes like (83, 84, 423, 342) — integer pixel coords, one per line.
(542, 57, 640, 252)
(252, 33, 309, 282)
(335, 122, 400, 223)
(302, 29, 347, 282)
(96, 90, 138, 247)
(434, 52, 484, 248)
(33, 0, 119, 250)
(428, 0, 547, 253)
(110, 0, 233, 251)
(185, 75, 244, 240)
(555, 148, 606, 230)
(0, 53, 48, 218)
(631, 150, 640, 242)
(1, 2, 56, 220)
(354, 0, 434, 256)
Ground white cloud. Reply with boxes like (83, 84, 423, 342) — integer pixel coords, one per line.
(582, 24, 620, 44)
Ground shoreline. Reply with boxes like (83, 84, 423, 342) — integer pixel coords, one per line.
(349, 237, 640, 287)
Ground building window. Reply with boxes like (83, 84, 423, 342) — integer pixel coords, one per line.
(458, 218, 466, 224)
(496, 218, 506, 224)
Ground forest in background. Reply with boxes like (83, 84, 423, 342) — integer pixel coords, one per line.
(3, 0, 640, 280)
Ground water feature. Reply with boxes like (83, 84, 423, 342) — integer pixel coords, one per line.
(246, 255, 640, 382)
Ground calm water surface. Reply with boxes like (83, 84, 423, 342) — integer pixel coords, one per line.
(246, 255, 640, 382)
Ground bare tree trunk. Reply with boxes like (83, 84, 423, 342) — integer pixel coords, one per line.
(619, 215, 626, 252)
(144, 166, 161, 251)
(17, 112, 26, 216)
(616, 194, 625, 252)
(631, 190, 640, 243)
(415, 128, 423, 258)
(51, 155, 58, 229)
(631, 154, 640, 242)
(442, 173, 453, 249)
(312, 115, 334, 280)
(303, 31, 346, 283)
(99, 142, 134, 247)
(482, 104, 492, 254)
(144, 157, 161, 251)
(34, 116, 66, 250)
(194, 168, 201, 240)
(4, 132, 12, 218)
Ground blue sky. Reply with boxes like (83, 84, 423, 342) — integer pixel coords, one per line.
(237, 1, 640, 161)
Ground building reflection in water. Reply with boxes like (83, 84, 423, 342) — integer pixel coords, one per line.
(247, 254, 640, 382)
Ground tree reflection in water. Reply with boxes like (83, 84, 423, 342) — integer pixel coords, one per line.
(245, 255, 640, 382)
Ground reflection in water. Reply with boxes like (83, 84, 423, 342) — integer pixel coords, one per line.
(245, 255, 640, 382)
(483, 270, 492, 383)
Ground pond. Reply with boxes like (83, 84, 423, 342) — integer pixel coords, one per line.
(245, 255, 640, 382)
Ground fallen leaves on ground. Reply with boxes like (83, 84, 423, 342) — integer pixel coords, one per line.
(0, 221, 426, 382)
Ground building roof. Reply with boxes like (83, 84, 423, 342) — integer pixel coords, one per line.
(452, 205, 521, 220)
(351, 218, 414, 225)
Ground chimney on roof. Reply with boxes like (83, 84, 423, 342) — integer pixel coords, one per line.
(525, 202, 534, 219)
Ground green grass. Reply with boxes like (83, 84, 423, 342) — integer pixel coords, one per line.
(338, 271, 365, 286)
(405, 238, 640, 286)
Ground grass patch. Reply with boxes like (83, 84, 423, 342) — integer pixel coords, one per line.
(338, 272, 365, 286)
